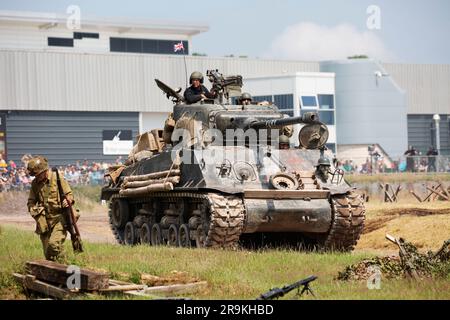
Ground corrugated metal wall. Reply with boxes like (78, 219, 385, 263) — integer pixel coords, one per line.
(1, 50, 450, 115)
(0, 49, 319, 113)
(383, 63, 450, 114)
(407, 114, 450, 155)
(5, 110, 139, 166)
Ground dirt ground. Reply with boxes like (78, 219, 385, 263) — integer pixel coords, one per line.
(1, 191, 449, 253)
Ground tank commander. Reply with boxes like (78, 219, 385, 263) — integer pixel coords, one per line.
(239, 92, 253, 105)
(26, 156, 77, 261)
(184, 71, 217, 104)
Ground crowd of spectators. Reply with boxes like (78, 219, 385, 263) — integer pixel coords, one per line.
(0, 154, 123, 193)
(1, 149, 449, 193)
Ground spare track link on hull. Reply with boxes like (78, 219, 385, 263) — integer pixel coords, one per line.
(108, 192, 246, 249)
(324, 191, 366, 251)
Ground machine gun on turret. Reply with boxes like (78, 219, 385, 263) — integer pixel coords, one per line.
(206, 69, 243, 103)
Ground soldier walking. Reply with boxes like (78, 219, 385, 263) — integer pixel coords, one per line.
(26, 156, 77, 261)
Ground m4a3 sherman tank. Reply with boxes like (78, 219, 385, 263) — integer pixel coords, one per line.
(101, 70, 365, 251)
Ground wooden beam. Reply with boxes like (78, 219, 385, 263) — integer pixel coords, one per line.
(99, 284, 146, 292)
(141, 281, 208, 296)
(244, 189, 329, 199)
(425, 186, 449, 201)
(410, 190, 423, 203)
(13, 273, 73, 299)
(25, 260, 109, 291)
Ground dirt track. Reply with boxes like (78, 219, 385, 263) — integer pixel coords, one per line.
(0, 191, 115, 244)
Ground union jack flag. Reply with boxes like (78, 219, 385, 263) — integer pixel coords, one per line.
(174, 41, 184, 52)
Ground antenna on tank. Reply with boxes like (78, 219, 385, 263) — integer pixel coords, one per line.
(174, 40, 188, 88)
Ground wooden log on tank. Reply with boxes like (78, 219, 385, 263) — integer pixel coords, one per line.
(119, 182, 174, 196)
(123, 169, 181, 183)
(122, 176, 180, 189)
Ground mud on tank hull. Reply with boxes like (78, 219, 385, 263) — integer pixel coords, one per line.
(101, 147, 365, 251)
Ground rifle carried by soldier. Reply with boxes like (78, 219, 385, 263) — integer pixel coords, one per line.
(53, 168, 83, 253)
(256, 275, 317, 300)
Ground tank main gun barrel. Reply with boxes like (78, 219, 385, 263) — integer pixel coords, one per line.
(248, 112, 319, 129)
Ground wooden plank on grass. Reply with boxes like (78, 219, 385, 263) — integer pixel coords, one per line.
(13, 273, 72, 299)
(141, 281, 207, 295)
(100, 284, 146, 292)
(25, 260, 109, 290)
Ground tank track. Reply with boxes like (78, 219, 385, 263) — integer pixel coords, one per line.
(108, 192, 245, 249)
(203, 193, 245, 248)
(108, 194, 125, 244)
(323, 191, 366, 251)
(108, 191, 364, 251)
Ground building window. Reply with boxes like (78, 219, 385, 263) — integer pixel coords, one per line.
(74, 32, 99, 39)
(126, 39, 143, 53)
(318, 94, 334, 110)
(48, 37, 74, 47)
(318, 110, 334, 125)
(110, 38, 189, 55)
(274, 94, 294, 117)
(301, 96, 317, 107)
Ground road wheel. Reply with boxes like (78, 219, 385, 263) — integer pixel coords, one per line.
(111, 199, 129, 228)
(140, 222, 151, 245)
(151, 223, 162, 246)
(124, 221, 137, 245)
(168, 224, 179, 246)
(178, 224, 191, 248)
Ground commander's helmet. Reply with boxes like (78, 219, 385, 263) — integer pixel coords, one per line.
(189, 71, 204, 84)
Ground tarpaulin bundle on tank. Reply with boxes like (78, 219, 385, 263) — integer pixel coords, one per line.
(119, 166, 181, 196)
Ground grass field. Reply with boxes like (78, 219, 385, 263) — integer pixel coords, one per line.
(1, 177, 449, 300)
(1, 225, 449, 300)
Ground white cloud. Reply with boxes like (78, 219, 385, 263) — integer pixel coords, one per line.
(264, 22, 394, 61)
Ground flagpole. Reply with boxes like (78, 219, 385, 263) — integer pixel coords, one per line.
(174, 41, 188, 89)
(182, 45, 188, 89)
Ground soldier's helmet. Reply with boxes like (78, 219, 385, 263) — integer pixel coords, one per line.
(27, 156, 49, 176)
(279, 135, 290, 144)
(317, 156, 331, 166)
(189, 71, 204, 84)
(240, 92, 252, 102)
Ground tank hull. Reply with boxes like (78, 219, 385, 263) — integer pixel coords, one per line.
(244, 198, 332, 233)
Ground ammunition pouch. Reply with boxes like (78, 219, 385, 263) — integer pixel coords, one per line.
(35, 214, 49, 235)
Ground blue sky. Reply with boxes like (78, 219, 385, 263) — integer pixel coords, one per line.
(1, 0, 449, 63)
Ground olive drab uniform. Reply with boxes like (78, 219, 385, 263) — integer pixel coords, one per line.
(27, 169, 75, 261)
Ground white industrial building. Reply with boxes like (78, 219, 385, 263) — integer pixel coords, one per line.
(0, 10, 449, 166)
